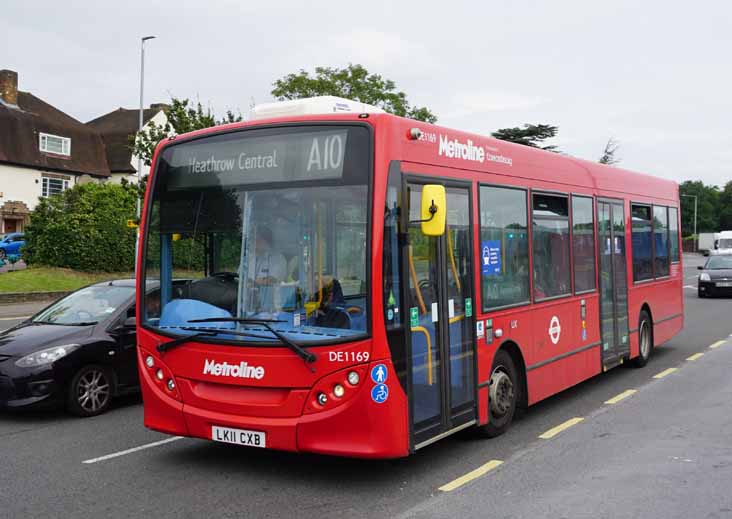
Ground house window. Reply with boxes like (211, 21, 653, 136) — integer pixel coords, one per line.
(41, 176, 70, 197)
(39, 133, 71, 156)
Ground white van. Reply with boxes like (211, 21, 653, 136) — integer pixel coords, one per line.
(711, 231, 732, 255)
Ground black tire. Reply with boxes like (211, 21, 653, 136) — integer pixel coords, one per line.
(632, 310, 653, 368)
(478, 349, 518, 438)
(66, 365, 114, 417)
(698, 289, 705, 298)
(0, 249, 6, 260)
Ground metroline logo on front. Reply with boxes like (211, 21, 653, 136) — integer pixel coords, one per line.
(438, 134, 485, 163)
(203, 359, 265, 380)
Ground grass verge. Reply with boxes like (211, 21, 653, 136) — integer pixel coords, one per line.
(0, 267, 133, 293)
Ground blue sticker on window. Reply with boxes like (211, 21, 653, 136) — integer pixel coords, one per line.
(481, 240, 501, 276)
(371, 383, 389, 404)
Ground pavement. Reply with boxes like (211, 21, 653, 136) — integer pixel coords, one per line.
(2, 254, 731, 519)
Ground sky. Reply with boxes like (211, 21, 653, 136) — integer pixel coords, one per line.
(2, 0, 731, 186)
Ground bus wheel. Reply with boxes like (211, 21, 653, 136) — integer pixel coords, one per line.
(479, 349, 518, 438)
(632, 310, 653, 368)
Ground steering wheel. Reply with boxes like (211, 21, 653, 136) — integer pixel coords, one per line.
(75, 310, 94, 321)
(210, 271, 239, 282)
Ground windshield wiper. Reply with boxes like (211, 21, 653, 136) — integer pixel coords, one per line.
(157, 331, 220, 353)
(187, 317, 317, 366)
(31, 320, 98, 326)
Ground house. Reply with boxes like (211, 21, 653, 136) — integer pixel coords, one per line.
(87, 104, 168, 184)
(0, 69, 111, 234)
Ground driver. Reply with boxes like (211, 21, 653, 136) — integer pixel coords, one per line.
(248, 227, 287, 286)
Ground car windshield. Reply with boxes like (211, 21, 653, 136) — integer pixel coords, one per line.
(142, 125, 370, 345)
(705, 256, 732, 269)
(33, 284, 134, 325)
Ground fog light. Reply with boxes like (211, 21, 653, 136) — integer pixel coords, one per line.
(333, 384, 345, 398)
(145, 355, 154, 368)
(156, 369, 164, 380)
(347, 371, 360, 385)
(167, 379, 175, 391)
(317, 392, 328, 405)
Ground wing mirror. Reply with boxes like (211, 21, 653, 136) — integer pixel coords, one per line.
(697, 265, 704, 270)
(415, 184, 446, 236)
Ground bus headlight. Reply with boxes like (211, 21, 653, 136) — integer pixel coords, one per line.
(317, 392, 328, 405)
(347, 371, 360, 385)
(333, 384, 345, 398)
(145, 355, 155, 368)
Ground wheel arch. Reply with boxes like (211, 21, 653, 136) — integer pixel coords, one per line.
(497, 340, 528, 409)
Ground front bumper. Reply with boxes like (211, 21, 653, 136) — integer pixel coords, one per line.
(0, 363, 62, 409)
(139, 353, 409, 458)
(698, 281, 732, 296)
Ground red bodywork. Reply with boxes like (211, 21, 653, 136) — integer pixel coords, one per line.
(137, 113, 683, 458)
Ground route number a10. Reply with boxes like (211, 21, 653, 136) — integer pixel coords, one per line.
(329, 351, 370, 363)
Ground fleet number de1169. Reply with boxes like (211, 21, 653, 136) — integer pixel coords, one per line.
(329, 351, 370, 362)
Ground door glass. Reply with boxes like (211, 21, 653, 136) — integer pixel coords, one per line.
(445, 188, 474, 409)
(598, 202, 615, 354)
(612, 203, 629, 351)
(408, 185, 443, 427)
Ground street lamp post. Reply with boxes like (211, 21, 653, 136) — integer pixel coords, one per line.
(136, 35, 156, 276)
(681, 194, 698, 251)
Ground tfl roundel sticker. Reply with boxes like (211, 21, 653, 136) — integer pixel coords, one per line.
(549, 315, 561, 345)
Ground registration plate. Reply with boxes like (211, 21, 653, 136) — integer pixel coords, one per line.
(717, 282, 732, 287)
(211, 425, 266, 448)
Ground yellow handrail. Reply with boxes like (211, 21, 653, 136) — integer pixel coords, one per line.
(411, 325, 433, 386)
(446, 224, 462, 292)
(408, 244, 427, 314)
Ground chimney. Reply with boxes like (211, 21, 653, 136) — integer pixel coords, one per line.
(0, 69, 18, 105)
(149, 103, 169, 112)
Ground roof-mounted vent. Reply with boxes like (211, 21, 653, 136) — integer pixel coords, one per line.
(249, 96, 385, 121)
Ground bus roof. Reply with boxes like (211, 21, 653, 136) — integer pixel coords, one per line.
(157, 111, 679, 204)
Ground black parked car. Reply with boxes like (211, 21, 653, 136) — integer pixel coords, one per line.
(0, 280, 139, 416)
(698, 255, 732, 298)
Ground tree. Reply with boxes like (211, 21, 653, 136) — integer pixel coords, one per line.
(718, 181, 732, 230)
(679, 181, 720, 236)
(598, 138, 621, 165)
(490, 124, 559, 152)
(131, 97, 242, 166)
(271, 64, 437, 123)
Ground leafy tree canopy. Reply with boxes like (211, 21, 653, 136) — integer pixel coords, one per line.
(490, 124, 559, 152)
(271, 64, 437, 123)
(131, 97, 242, 166)
(679, 180, 721, 235)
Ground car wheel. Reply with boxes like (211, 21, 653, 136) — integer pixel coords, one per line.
(0, 249, 5, 260)
(478, 349, 518, 438)
(698, 289, 705, 298)
(632, 310, 653, 368)
(67, 365, 114, 417)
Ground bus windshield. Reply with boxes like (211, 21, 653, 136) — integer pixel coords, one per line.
(142, 125, 371, 345)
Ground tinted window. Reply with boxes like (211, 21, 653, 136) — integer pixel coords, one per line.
(654, 206, 669, 277)
(669, 207, 679, 263)
(533, 193, 571, 299)
(479, 186, 529, 310)
(572, 196, 596, 292)
(631, 204, 653, 281)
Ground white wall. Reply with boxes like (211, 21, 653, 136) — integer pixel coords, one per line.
(129, 110, 169, 179)
(0, 163, 46, 211)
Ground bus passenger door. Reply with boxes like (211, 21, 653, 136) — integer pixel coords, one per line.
(406, 181, 476, 448)
(597, 200, 630, 368)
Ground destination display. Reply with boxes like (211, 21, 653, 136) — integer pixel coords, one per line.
(165, 129, 349, 189)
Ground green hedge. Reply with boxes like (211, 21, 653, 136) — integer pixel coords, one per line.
(24, 183, 137, 272)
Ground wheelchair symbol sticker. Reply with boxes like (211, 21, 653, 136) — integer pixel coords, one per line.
(371, 383, 389, 404)
(371, 364, 388, 384)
